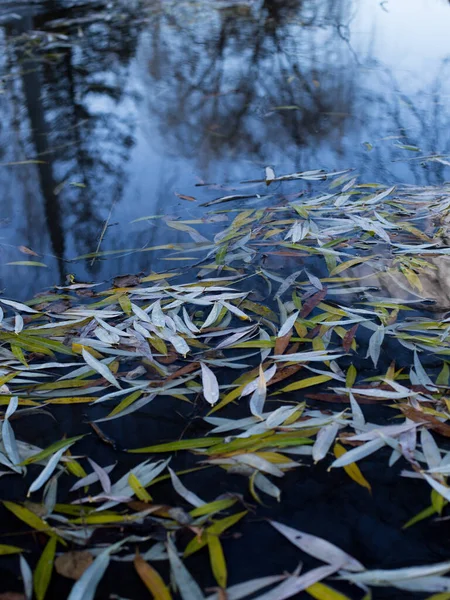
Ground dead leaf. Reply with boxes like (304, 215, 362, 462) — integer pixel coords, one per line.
(113, 274, 141, 288)
(300, 288, 327, 319)
(274, 331, 292, 356)
(175, 192, 196, 202)
(55, 551, 94, 580)
(18, 245, 38, 256)
(343, 324, 358, 352)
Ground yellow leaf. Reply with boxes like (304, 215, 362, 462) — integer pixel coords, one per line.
(34, 536, 57, 600)
(207, 534, 227, 589)
(307, 581, 352, 600)
(118, 294, 132, 315)
(189, 497, 237, 518)
(330, 256, 374, 276)
(3, 502, 64, 543)
(333, 444, 371, 493)
(128, 473, 152, 502)
(431, 489, 446, 515)
(141, 272, 180, 282)
(346, 365, 357, 388)
(134, 551, 172, 600)
(278, 374, 332, 393)
(0, 544, 23, 555)
(184, 511, 247, 557)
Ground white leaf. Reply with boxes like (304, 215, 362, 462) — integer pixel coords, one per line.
(271, 521, 364, 572)
(312, 422, 339, 463)
(241, 364, 277, 397)
(94, 394, 155, 423)
(305, 270, 323, 290)
(151, 300, 166, 328)
(205, 575, 287, 600)
(70, 464, 116, 492)
(249, 365, 267, 419)
(341, 559, 450, 585)
(14, 313, 24, 334)
(183, 307, 200, 333)
(82, 348, 121, 389)
(88, 459, 111, 494)
(278, 311, 299, 338)
(167, 536, 205, 600)
(200, 363, 219, 405)
(234, 454, 285, 477)
(67, 538, 129, 600)
(169, 334, 190, 357)
(131, 302, 152, 323)
(0, 298, 38, 313)
(5, 395, 19, 419)
(20, 555, 33, 600)
(330, 438, 385, 468)
(349, 392, 365, 429)
(28, 443, 72, 495)
(169, 467, 205, 507)
(201, 303, 221, 329)
(367, 325, 384, 368)
(2, 419, 21, 467)
(253, 473, 281, 501)
(421, 429, 441, 470)
(253, 565, 339, 600)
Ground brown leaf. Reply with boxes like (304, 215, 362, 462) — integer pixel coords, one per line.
(18, 245, 38, 256)
(399, 406, 450, 437)
(113, 274, 141, 288)
(300, 288, 327, 318)
(55, 551, 93, 580)
(343, 324, 359, 352)
(156, 352, 179, 365)
(166, 362, 200, 383)
(175, 192, 196, 202)
(306, 393, 387, 405)
(274, 331, 292, 355)
(267, 364, 303, 386)
(0, 594, 26, 600)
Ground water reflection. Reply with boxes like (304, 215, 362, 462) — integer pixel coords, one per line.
(0, 0, 449, 298)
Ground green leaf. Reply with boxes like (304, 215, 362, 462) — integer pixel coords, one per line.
(0, 543, 23, 555)
(20, 435, 86, 466)
(128, 437, 223, 453)
(208, 534, 227, 588)
(402, 504, 437, 529)
(7, 261, 48, 267)
(34, 536, 57, 600)
(184, 511, 247, 557)
(3, 502, 63, 542)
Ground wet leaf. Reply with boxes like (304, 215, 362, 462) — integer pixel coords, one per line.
(201, 363, 220, 405)
(55, 551, 94, 581)
(270, 521, 364, 571)
(208, 534, 227, 589)
(333, 444, 371, 492)
(33, 537, 57, 600)
(134, 551, 172, 600)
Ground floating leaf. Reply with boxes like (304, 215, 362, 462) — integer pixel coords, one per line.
(33, 537, 57, 600)
(134, 551, 172, 600)
(333, 444, 371, 492)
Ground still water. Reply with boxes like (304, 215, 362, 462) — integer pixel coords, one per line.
(0, 0, 449, 299)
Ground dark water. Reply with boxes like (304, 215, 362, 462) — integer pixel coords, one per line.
(1, 4, 450, 598)
(0, 0, 449, 300)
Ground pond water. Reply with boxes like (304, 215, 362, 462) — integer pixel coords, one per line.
(0, 0, 449, 300)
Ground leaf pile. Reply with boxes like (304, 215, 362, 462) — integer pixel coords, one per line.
(2, 172, 450, 598)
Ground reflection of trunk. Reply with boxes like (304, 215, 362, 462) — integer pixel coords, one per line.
(19, 17, 66, 282)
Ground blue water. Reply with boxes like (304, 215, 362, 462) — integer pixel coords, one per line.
(0, 0, 449, 299)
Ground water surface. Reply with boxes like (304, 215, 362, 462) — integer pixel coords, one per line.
(0, 0, 449, 299)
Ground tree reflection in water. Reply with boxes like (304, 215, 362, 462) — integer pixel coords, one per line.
(0, 0, 449, 298)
